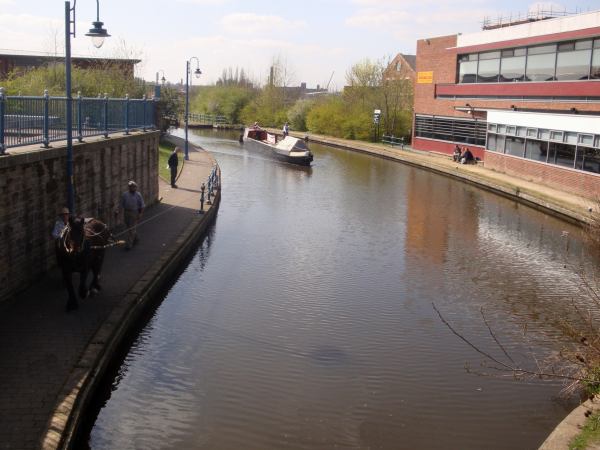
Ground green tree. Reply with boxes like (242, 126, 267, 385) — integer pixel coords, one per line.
(287, 98, 314, 131)
(2, 63, 145, 98)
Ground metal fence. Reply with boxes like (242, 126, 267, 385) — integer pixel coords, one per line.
(0, 88, 156, 154)
(186, 112, 229, 125)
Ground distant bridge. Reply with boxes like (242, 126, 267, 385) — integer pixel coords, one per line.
(185, 113, 236, 129)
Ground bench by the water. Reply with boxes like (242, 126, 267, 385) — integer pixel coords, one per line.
(381, 135, 405, 148)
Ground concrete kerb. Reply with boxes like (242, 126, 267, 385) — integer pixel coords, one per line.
(539, 396, 600, 449)
(39, 150, 221, 450)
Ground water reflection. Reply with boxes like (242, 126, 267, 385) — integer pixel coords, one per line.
(84, 129, 597, 450)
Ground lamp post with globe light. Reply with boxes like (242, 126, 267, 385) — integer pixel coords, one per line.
(64, 0, 110, 212)
(184, 57, 201, 160)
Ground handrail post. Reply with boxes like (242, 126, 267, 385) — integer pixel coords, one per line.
(124, 93, 129, 135)
(103, 92, 109, 138)
(142, 94, 147, 132)
(77, 91, 83, 142)
(0, 87, 5, 155)
(42, 89, 50, 148)
(150, 95, 156, 130)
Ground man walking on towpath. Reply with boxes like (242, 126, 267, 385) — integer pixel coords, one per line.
(168, 146, 180, 188)
(116, 180, 144, 250)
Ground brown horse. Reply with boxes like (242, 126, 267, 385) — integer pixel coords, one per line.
(56, 216, 114, 311)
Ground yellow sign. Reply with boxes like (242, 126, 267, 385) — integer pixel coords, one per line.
(417, 71, 433, 84)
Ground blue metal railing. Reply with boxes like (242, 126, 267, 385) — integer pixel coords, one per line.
(0, 88, 156, 155)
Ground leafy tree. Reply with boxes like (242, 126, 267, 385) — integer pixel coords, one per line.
(2, 63, 145, 98)
(287, 98, 314, 131)
(190, 84, 257, 124)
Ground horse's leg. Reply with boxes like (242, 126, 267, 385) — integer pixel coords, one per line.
(79, 268, 89, 299)
(63, 267, 78, 311)
(90, 250, 104, 294)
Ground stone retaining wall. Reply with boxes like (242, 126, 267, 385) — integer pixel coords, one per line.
(0, 131, 160, 305)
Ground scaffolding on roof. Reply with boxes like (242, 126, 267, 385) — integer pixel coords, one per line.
(482, 6, 589, 30)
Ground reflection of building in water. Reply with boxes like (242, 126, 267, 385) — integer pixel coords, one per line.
(405, 170, 479, 265)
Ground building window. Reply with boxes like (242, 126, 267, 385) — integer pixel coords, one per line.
(592, 48, 600, 79)
(459, 54, 478, 83)
(549, 142, 576, 168)
(505, 136, 525, 157)
(579, 134, 594, 146)
(457, 39, 600, 84)
(487, 133, 498, 151)
(488, 123, 600, 174)
(526, 53, 556, 81)
(555, 41, 592, 80)
(524, 139, 548, 162)
(396, 61, 402, 71)
(575, 147, 600, 173)
(526, 128, 538, 138)
(550, 130, 563, 141)
(500, 54, 526, 82)
(477, 51, 500, 82)
(415, 115, 486, 146)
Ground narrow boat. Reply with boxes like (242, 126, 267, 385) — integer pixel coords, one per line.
(242, 127, 313, 166)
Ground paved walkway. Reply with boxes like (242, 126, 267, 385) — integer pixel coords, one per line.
(290, 131, 595, 225)
(0, 141, 217, 449)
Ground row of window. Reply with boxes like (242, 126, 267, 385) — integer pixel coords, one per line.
(487, 133, 600, 174)
(415, 115, 486, 146)
(487, 123, 600, 148)
(458, 38, 600, 83)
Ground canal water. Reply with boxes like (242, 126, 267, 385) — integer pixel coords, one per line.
(85, 129, 597, 449)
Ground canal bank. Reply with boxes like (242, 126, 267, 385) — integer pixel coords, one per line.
(0, 136, 219, 450)
(280, 130, 595, 226)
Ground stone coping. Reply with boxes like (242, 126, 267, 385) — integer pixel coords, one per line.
(539, 396, 600, 449)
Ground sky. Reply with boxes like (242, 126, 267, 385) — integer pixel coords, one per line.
(1, 0, 599, 91)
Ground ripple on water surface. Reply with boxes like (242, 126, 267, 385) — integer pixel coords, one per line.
(87, 130, 592, 450)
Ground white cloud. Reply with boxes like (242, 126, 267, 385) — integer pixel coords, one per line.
(527, 1, 569, 16)
(345, 9, 410, 28)
(175, 0, 229, 4)
(220, 13, 306, 34)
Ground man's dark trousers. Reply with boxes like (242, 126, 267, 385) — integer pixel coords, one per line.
(170, 166, 177, 187)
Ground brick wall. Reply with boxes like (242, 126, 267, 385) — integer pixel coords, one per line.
(414, 35, 458, 117)
(413, 137, 486, 160)
(485, 151, 600, 200)
(0, 131, 160, 305)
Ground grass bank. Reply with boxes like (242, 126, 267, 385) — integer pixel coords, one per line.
(570, 411, 600, 449)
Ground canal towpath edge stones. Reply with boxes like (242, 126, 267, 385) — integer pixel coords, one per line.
(36, 136, 220, 450)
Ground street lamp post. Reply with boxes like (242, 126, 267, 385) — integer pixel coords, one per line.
(156, 69, 166, 85)
(184, 57, 201, 161)
(65, 0, 109, 213)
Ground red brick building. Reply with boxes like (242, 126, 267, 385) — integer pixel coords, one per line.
(413, 11, 600, 199)
(384, 53, 416, 83)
